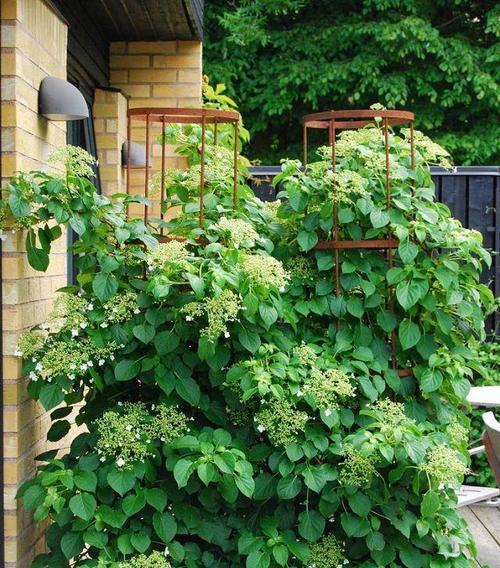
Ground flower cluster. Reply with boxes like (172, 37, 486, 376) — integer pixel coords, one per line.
(215, 217, 258, 248)
(286, 256, 317, 281)
(241, 254, 290, 290)
(420, 445, 468, 487)
(103, 290, 139, 324)
(254, 399, 309, 446)
(339, 445, 377, 487)
(293, 343, 318, 366)
(96, 402, 188, 468)
(47, 292, 89, 334)
(307, 534, 347, 568)
(15, 329, 47, 358)
(303, 368, 356, 411)
(446, 418, 469, 449)
(147, 240, 190, 273)
(183, 289, 241, 342)
(402, 129, 453, 169)
(371, 399, 408, 427)
(119, 551, 171, 568)
(48, 145, 96, 178)
(22, 338, 118, 384)
(331, 170, 369, 204)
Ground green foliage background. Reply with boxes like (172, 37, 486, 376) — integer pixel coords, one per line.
(203, 0, 500, 164)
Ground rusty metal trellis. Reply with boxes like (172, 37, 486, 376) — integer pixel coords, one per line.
(126, 107, 241, 237)
(303, 109, 416, 376)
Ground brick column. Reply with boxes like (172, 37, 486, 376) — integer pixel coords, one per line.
(93, 40, 203, 218)
(1, 1, 68, 565)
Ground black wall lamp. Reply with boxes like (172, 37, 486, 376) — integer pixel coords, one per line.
(39, 76, 89, 121)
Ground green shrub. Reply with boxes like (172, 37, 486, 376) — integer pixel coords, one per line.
(1, 108, 494, 567)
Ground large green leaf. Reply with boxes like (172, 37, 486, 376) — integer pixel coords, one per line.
(398, 319, 421, 350)
(298, 510, 325, 541)
(153, 511, 177, 543)
(69, 492, 96, 521)
(92, 272, 119, 302)
(107, 468, 136, 496)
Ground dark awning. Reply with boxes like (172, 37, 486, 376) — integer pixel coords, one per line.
(50, 0, 203, 41)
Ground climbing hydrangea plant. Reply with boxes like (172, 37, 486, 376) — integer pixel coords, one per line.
(0, 105, 494, 568)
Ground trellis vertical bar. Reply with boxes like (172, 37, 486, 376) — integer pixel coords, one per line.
(303, 124, 308, 167)
(160, 115, 166, 235)
(233, 121, 239, 209)
(199, 114, 206, 227)
(126, 114, 131, 216)
(331, 120, 340, 299)
(144, 111, 150, 225)
(384, 117, 397, 369)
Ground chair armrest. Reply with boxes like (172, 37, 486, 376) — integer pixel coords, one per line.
(469, 445, 485, 456)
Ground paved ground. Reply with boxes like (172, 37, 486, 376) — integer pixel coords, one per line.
(462, 506, 500, 567)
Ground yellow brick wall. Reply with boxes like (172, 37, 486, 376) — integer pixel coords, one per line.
(94, 40, 202, 218)
(1, 1, 68, 565)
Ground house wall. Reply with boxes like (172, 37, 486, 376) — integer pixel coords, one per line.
(94, 40, 203, 218)
(1, 1, 69, 566)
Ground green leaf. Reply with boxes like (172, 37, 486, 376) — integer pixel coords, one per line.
(69, 215, 86, 236)
(131, 532, 151, 553)
(259, 304, 278, 328)
(420, 368, 443, 392)
(370, 209, 390, 228)
(396, 280, 421, 310)
(297, 230, 318, 252)
(92, 272, 119, 302)
(122, 491, 146, 517)
(398, 240, 419, 263)
(346, 297, 364, 318)
(153, 511, 177, 543)
(117, 534, 134, 554)
(349, 492, 371, 517)
(39, 383, 64, 410)
(69, 492, 96, 521)
(238, 328, 261, 353)
(99, 505, 126, 528)
(176, 375, 200, 406)
(277, 476, 302, 499)
(341, 512, 370, 537)
(61, 531, 84, 559)
(367, 531, 385, 551)
(154, 331, 180, 355)
(376, 310, 397, 332)
(421, 491, 440, 518)
(133, 322, 155, 343)
(74, 471, 97, 492)
(272, 544, 289, 566)
(107, 468, 136, 496)
(115, 359, 140, 382)
(398, 319, 421, 350)
(298, 510, 325, 541)
(9, 188, 31, 217)
(303, 467, 327, 493)
(235, 474, 255, 497)
(83, 528, 108, 549)
(173, 458, 194, 488)
(145, 487, 167, 511)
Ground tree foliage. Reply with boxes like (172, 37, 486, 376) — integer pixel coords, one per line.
(204, 0, 500, 164)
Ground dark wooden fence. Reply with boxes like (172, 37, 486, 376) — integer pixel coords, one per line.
(248, 166, 499, 334)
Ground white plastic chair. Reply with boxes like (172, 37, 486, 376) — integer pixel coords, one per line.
(457, 411, 500, 508)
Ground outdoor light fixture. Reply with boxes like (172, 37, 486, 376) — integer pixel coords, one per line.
(39, 76, 89, 121)
(121, 141, 149, 168)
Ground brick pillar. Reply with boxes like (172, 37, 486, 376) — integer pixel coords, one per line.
(93, 88, 128, 196)
(96, 40, 203, 219)
(1, 1, 68, 565)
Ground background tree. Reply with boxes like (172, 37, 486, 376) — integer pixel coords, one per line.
(204, 0, 500, 164)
